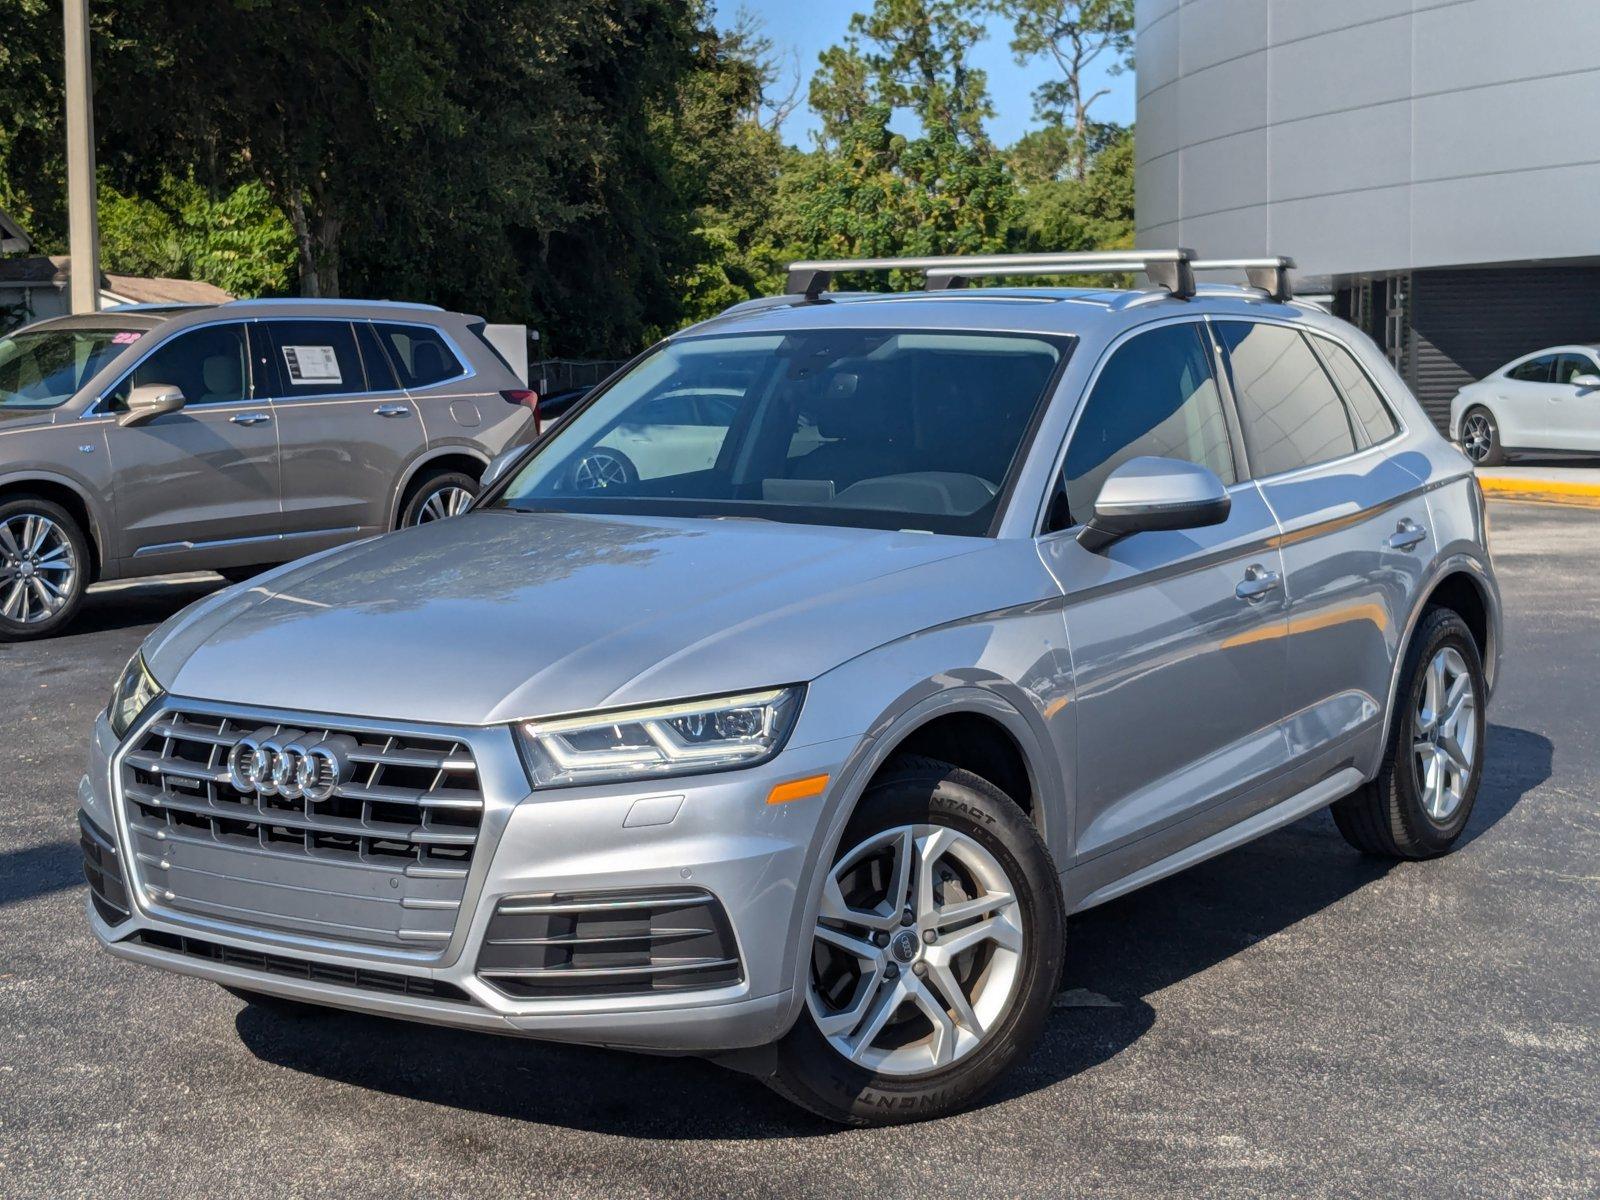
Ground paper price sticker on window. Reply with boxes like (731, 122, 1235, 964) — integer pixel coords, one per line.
(281, 344, 343, 386)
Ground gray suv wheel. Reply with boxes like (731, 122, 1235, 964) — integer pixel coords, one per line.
(767, 757, 1065, 1124)
(0, 497, 89, 641)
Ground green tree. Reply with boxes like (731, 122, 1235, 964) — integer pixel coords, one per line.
(992, 0, 1133, 180)
(784, 0, 1014, 286)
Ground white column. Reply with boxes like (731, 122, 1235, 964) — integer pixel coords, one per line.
(63, 0, 100, 314)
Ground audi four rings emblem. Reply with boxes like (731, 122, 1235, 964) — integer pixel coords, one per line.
(226, 729, 356, 802)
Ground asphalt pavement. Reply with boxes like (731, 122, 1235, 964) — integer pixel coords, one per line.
(0, 505, 1595, 1198)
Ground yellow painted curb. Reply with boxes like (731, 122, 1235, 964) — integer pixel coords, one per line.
(1478, 474, 1600, 508)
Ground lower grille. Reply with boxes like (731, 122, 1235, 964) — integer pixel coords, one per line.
(131, 930, 475, 1004)
(476, 888, 742, 999)
(81, 812, 130, 926)
(117, 707, 486, 951)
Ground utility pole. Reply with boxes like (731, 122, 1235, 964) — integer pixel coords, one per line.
(63, 0, 100, 313)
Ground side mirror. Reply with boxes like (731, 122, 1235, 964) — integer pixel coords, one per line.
(118, 383, 186, 427)
(1077, 456, 1231, 552)
(481, 445, 527, 490)
(1571, 373, 1600, 390)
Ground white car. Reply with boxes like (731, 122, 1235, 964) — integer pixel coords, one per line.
(1449, 345, 1600, 465)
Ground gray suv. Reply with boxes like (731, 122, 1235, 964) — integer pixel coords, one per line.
(0, 299, 536, 639)
(80, 251, 1501, 1125)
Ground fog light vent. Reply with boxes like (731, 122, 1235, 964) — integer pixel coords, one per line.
(475, 888, 742, 999)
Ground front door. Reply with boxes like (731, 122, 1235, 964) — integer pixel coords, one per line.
(1037, 320, 1290, 865)
(262, 318, 422, 538)
(1551, 352, 1600, 451)
(100, 322, 281, 568)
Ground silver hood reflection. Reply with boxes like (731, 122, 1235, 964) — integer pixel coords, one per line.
(142, 510, 1035, 726)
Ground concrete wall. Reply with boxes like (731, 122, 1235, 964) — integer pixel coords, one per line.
(1135, 0, 1600, 276)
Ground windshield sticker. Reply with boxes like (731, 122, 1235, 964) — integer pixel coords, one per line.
(281, 344, 342, 386)
(111, 331, 143, 344)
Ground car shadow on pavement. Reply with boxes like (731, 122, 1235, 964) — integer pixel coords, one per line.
(0, 840, 82, 909)
(234, 722, 1549, 1135)
(68, 575, 224, 637)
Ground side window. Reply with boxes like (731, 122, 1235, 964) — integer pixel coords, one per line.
(1062, 323, 1237, 523)
(1217, 321, 1356, 477)
(1554, 353, 1597, 385)
(263, 321, 366, 398)
(355, 321, 400, 392)
(1313, 335, 1399, 445)
(105, 323, 249, 410)
(1507, 355, 1555, 383)
(375, 323, 465, 389)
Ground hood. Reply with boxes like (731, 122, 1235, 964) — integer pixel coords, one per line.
(0, 407, 58, 434)
(145, 510, 1040, 726)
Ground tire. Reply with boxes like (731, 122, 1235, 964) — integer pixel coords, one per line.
(766, 756, 1065, 1125)
(1459, 406, 1504, 466)
(399, 469, 480, 528)
(0, 495, 91, 642)
(564, 447, 638, 492)
(221, 985, 324, 1017)
(1332, 608, 1486, 859)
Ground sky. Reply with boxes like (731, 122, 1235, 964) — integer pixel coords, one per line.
(734, 0, 1136, 148)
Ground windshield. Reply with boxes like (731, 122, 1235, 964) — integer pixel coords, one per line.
(0, 326, 141, 410)
(495, 329, 1068, 536)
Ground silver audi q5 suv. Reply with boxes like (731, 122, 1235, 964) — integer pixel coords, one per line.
(81, 251, 1501, 1125)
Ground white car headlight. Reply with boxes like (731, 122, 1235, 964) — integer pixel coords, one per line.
(108, 651, 162, 738)
(516, 687, 803, 788)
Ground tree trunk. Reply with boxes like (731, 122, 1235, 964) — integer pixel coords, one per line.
(286, 192, 340, 297)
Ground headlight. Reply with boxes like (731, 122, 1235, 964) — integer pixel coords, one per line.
(108, 652, 162, 738)
(516, 687, 802, 788)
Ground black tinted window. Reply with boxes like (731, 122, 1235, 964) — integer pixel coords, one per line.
(1508, 355, 1555, 383)
(1314, 335, 1398, 445)
(108, 324, 249, 409)
(1555, 353, 1598, 385)
(1063, 323, 1236, 522)
(355, 321, 400, 391)
(1218, 321, 1356, 476)
(264, 321, 366, 397)
(376, 323, 464, 388)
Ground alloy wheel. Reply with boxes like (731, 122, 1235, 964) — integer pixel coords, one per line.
(1461, 413, 1494, 463)
(1413, 646, 1478, 821)
(414, 485, 476, 524)
(0, 511, 78, 625)
(571, 451, 632, 490)
(806, 823, 1025, 1076)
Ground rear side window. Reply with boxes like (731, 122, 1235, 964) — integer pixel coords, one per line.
(106, 324, 250, 409)
(375, 323, 464, 388)
(1216, 321, 1356, 477)
(1063, 322, 1237, 522)
(1507, 355, 1555, 383)
(262, 321, 367, 397)
(1313, 335, 1398, 445)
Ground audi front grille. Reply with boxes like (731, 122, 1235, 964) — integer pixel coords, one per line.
(117, 707, 485, 953)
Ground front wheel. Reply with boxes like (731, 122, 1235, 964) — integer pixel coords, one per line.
(766, 757, 1065, 1125)
(0, 496, 90, 641)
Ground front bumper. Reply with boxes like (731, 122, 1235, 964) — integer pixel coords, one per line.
(81, 703, 857, 1053)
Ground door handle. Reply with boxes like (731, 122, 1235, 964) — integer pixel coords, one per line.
(230, 412, 272, 426)
(1236, 564, 1283, 602)
(374, 404, 412, 418)
(1386, 519, 1427, 552)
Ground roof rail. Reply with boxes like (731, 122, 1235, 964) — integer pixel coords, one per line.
(224, 297, 446, 311)
(784, 249, 1198, 302)
(1189, 257, 1296, 302)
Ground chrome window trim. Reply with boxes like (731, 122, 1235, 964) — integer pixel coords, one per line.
(80, 318, 257, 418)
(1204, 314, 1414, 488)
(1028, 312, 1237, 537)
(83, 315, 476, 416)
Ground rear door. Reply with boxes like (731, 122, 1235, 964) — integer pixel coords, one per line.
(262, 318, 422, 539)
(1216, 320, 1429, 777)
(99, 321, 282, 568)
(1551, 352, 1600, 451)
(1037, 320, 1290, 864)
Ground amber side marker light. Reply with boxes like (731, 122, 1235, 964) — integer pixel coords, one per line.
(767, 774, 830, 805)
